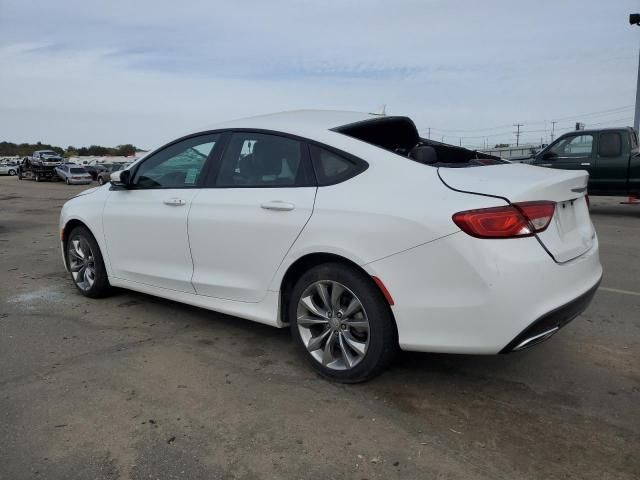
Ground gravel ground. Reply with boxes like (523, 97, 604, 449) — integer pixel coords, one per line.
(1, 176, 639, 480)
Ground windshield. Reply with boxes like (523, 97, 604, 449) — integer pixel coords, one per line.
(40, 151, 58, 156)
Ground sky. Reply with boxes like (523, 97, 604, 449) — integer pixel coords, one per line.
(1, 0, 639, 150)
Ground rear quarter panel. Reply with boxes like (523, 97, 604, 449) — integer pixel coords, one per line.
(269, 146, 507, 290)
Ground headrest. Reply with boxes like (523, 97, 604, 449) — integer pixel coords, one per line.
(252, 141, 284, 176)
(409, 145, 438, 165)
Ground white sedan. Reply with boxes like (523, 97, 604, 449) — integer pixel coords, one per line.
(55, 164, 93, 185)
(59, 110, 602, 382)
(0, 162, 19, 176)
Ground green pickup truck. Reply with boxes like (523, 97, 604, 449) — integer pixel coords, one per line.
(529, 127, 640, 197)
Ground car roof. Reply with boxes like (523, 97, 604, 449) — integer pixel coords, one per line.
(207, 109, 380, 136)
(558, 127, 634, 136)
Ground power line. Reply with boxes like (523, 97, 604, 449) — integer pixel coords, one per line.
(551, 105, 633, 122)
(427, 105, 634, 134)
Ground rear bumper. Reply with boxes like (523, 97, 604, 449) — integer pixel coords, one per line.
(364, 231, 602, 354)
(499, 276, 601, 353)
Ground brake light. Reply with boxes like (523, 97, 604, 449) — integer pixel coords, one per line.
(452, 201, 555, 239)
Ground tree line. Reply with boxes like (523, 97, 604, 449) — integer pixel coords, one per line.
(0, 141, 139, 157)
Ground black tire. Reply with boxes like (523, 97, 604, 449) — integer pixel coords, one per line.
(288, 262, 397, 383)
(8, 169, 16, 176)
(35, 172, 41, 182)
(98, 177, 104, 185)
(66, 226, 112, 298)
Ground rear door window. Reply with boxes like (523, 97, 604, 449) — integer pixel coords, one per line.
(598, 132, 622, 158)
(214, 132, 313, 187)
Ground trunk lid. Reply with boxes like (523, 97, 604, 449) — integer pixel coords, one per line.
(440, 164, 595, 263)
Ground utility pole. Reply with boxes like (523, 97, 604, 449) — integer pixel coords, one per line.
(513, 123, 523, 147)
(631, 14, 640, 132)
(459, 137, 462, 147)
(427, 127, 431, 139)
(550, 121, 557, 142)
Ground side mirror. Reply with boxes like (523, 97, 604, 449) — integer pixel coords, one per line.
(110, 169, 131, 188)
(541, 151, 556, 160)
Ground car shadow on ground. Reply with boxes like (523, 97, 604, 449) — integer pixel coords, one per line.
(104, 287, 527, 387)
(589, 205, 640, 218)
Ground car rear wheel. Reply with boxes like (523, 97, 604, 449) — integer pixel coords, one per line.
(65, 178, 70, 185)
(66, 226, 112, 298)
(288, 262, 397, 383)
(35, 173, 41, 182)
(98, 177, 104, 185)
(8, 169, 16, 176)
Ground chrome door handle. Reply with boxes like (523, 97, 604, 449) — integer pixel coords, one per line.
(580, 162, 591, 166)
(163, 198, 186, 206)
(261, 201, 295, 211)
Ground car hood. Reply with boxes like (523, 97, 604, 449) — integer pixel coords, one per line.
(72, 186, 100, 198)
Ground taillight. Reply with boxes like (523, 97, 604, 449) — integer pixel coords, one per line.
(452, 201, 555, 239)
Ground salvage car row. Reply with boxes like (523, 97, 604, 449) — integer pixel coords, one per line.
(4, 151, 132, 184)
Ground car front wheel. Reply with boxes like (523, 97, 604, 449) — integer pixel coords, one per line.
(289, 262, 397, 383)
(8, 169, 16, 176)
(66, 226, 111, 298)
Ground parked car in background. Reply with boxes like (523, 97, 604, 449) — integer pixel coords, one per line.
(96, 163, 125, 185)
(60, 110, 601, 382)
(529, 127, 639, 197)
(55, 164, 93, 185)
(84, 164, 107, 181)
(0, 162, 19, 176)
(31, 150, 63, 167)
(18, 157, 59, 181)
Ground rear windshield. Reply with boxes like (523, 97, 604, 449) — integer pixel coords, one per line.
(70, 168, 86, 173)
(334, 116, 506, 168)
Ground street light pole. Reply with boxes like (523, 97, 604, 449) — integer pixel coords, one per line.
(630, 14, 640, 133)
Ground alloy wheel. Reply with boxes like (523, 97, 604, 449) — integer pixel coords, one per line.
(296, 280, 370, 370)
(68, 236, 97, 291)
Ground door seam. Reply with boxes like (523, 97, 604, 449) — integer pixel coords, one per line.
(265, 187, 318, 294)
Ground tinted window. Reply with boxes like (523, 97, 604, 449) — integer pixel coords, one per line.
(309, 145, 364, 185)
(549, 134, 594, 157)
(598, 132, 622, 158)
(215, 133, 310, 187)
(132, 134, 219, 188)
(70, 168, 86, 173)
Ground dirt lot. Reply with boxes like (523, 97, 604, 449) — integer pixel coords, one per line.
(1, 176, 639, 480)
